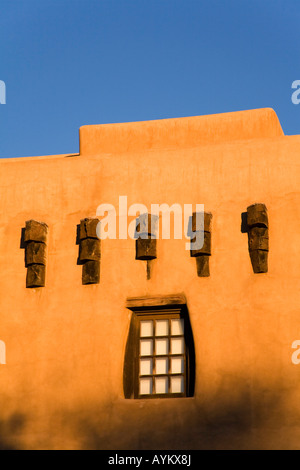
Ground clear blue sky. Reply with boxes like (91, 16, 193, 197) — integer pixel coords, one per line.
(1, 0, 300, 158)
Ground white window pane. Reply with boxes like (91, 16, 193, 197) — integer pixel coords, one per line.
(155, 338, 168, 355)
(171, 357, 184, 374)
(155, 377, 168, 394)
(155, 320, 169, 336)
(155, 358, 168, 375)
(171, 319, 184, 336)
(140, 339, 153, 356)
(140, 321, 153, 337)
(140, 358, 152, 376)
(171, 337, 184, 355)
(171, 376, 184, 393)
(140, 378, 152, 395)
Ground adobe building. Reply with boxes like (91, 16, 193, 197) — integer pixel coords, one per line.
(0, 108, 299, 450)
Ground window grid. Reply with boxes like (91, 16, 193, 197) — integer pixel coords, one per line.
(138, 315, 186, 398)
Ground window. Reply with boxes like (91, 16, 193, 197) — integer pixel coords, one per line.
(123, 295, 195, 399)
(138, 314, 186, 397)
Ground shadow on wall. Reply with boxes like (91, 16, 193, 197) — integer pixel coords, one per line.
(56, 379, 287, 450)
(0, 413, 25, 450)
(0, 380, 292, 449)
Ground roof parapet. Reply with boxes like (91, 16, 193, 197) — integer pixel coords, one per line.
(79, 108, 284, 155)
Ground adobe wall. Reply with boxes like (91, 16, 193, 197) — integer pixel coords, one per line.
(0, 108, 299, 449)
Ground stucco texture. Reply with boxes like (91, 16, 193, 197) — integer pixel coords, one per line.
(0, 108, 299, 449)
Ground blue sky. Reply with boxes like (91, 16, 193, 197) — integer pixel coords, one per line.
(0, 0, 300, 158)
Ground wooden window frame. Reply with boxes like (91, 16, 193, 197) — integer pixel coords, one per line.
(123, 294, 195, 399)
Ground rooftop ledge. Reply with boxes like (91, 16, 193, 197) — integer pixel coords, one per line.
(79, 108, 284, 155)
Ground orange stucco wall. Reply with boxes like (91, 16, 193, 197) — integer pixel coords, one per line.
(0, 108, 300, 449)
